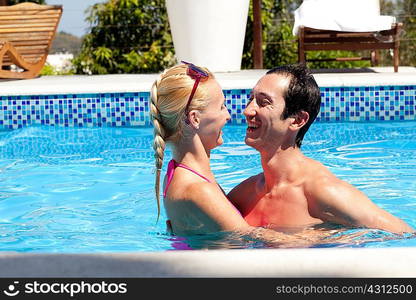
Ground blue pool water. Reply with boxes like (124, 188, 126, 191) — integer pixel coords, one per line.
(0, 121, 415, 252)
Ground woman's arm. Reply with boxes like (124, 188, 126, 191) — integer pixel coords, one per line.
(167, 182, 321, 246)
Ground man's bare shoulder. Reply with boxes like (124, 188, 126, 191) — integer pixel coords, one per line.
(301, 156, 414, 233)
(303, 156, 339, 184)
(302, 156, 372, 218)
(301, 156, 349, 203)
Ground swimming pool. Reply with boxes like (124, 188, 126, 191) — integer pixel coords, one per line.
(0, 121, 415, 252)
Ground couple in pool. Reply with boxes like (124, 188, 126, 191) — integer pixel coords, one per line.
(150, 62, 413, 243)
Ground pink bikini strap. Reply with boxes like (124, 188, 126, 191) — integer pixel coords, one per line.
(163, 160, 211, 197)
(175, 161, 212, 183)
(163, 160, 176, 198)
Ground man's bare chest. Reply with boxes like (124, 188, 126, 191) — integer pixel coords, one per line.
(242, 183, 321, 227)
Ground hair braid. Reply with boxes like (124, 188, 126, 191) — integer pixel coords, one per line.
(150, 75, 166, 222)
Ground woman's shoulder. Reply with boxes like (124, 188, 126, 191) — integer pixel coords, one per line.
(182, 181, 225, 203)
(165, 173, 220, 199)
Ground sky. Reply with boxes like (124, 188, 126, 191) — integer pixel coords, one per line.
(46, 0, 107, 37)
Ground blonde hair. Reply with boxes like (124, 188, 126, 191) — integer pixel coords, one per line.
(149, 63, 214, 221)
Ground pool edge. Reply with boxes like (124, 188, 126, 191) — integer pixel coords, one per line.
(1, 247, 415, 277)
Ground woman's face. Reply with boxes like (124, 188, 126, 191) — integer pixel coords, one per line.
(197, 79, 231, 151)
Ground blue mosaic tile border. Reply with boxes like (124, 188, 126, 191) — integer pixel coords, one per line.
(317, 86, 416, 122)
(0, 92, 149, 129)
(0, 86, 415, 129)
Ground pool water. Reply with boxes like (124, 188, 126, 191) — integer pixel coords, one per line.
(0, 121, 415, 252)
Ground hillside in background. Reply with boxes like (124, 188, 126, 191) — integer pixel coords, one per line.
(51, 31, 82, 55)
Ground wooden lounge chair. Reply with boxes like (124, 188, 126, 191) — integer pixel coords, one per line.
(297, 23, 402, 72)
(0, 2, 62, 79)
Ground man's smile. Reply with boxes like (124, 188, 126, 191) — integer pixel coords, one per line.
(247, 120, 261, 133)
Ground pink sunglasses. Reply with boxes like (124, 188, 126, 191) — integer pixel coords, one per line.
(181, 61, 209, 116)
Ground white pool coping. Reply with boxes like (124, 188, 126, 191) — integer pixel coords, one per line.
(1, 67, 415, 96)
(0, 247, 415, 277)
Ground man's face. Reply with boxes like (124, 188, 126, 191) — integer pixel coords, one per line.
(243, 73, 294, 152)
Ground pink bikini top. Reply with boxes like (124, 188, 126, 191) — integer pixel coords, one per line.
(163, 159, 211, 197)
(163, 159, 242, 233)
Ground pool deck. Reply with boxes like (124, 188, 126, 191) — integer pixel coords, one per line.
(1, 247, 415, 277)
(1, 67, 415, 278)
(1, 66, 416, 96)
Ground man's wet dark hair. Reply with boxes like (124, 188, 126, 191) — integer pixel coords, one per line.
(266, 64, 321, 147)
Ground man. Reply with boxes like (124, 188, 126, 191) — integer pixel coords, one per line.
(228, 64, 413, 234)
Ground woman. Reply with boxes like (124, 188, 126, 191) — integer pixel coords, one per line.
(149, 62, 324, 244)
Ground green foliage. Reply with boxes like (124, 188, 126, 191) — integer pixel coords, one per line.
(242, 0, 277, 68)
(39, 64, 55, 75)
(73, 0, 175, 74)
(242, 0, 307, 68)
(397, 0, 416, 66)
(40, 63, 75, 76)
(260, 0, 300, 68)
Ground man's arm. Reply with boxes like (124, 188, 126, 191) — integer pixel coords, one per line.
(306, 175, 414, 234)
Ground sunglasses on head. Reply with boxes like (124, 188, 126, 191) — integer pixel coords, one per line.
(181, 61, 209, 117)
